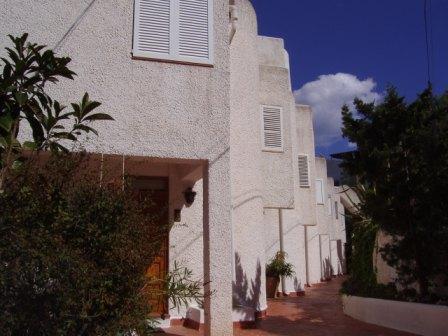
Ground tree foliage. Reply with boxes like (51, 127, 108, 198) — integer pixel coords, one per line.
(0, 34, 113, 190)
(341, 87, 448, 301)
(0, 154, 206, 335)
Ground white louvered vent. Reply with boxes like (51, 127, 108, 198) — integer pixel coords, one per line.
(179, 0, 209, 59)
(133, 0, 213, 65)
(134, 0, 171, 55)
(262, 106, 283, 151)
(298, 155, 310, 187)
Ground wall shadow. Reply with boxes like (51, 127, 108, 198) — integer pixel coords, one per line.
(232, 253, 262, 320)
(293, 277, 303, 292)
(322, 257, 333, 281)
(336, 240, 346, 275)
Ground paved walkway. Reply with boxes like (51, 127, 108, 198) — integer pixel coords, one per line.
(158, 277, 415, 336)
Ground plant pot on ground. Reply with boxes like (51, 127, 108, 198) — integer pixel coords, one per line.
(266, 252, 295, 298)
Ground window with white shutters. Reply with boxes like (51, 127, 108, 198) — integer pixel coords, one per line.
(316, 179, 324, 204)
(261, 106, 283, 152)
(298, 155, 310, 187)
(133, 0, 213, 65)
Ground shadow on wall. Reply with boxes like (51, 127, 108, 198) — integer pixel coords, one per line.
(293, 277, 303, 292)
(232, 253, 262, 319)
(322, 258, 333, 281)
(337, 240, 346, 275)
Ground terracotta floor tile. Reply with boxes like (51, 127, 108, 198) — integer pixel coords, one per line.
(157, 277, 415, 336)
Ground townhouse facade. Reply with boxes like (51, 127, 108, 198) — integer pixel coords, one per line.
(1, 0, 347, 335)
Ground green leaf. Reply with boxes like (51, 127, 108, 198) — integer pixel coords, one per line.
(11, 159, 24, 170)
(14, 91, 28, 106)
(52, 132, 77, 141)
(23, 141, 38, 150)
(24, 113, 45, 146)
(81, 101, 102, 118)
(0, 115, 13, 132)
(73, 124, 98, 136)
(83, 113, 114, 122)
(0, 136, 7, 148)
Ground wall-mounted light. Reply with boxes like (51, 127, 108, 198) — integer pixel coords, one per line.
(183, 187, 197, 206)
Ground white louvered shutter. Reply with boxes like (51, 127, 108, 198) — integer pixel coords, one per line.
(133, 0, 213, 64)
(298, 155, 310, 187)
(262, 106, 283, 151)
(179, 0, 210, 60)
(134, 0, 171, 56)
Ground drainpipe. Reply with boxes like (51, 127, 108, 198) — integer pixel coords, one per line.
(304, 225, 310, 286)
(278, 209, 286, 294)
(319, 234, 323, 282)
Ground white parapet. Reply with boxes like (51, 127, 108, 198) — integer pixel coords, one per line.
(342, 295, 448, 336)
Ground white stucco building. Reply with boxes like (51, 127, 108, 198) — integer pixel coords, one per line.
(1, 0, 347, 335)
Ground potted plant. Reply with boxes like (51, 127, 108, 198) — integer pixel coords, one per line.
(266, 251, 295, 298)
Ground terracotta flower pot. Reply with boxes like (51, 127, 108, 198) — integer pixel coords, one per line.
(266, 276, 280, 298)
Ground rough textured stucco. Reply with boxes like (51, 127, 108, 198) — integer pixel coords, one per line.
(306, 225, 322, 285)
(315, 158, 331, 235)
(294, 106, 318, 227)
(319, 234, 331, 280)
(280, 105, 318, 293)
(281, 210, 307, 292)
(2, 0, 349, 330)
(258, 37, 295, 209)
(1, 1, 233, 334)
(230, 0, 267, 314)
(264, 209, 281, 263)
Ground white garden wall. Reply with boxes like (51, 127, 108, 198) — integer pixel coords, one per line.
(343, 295, 448, 336)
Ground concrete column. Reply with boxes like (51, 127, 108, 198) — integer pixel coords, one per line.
(202, 157, 233, 336)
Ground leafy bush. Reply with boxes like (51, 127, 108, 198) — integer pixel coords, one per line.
(266, 252, 295, 279)
(0, 154, 168, 335)
(0, 33, 113, 191)
(341, 87, 448, 303)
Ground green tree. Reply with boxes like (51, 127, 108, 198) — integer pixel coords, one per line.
(0, 154, 206, 335)
(0, 34, 113, 190)
(341, 87, 448, 300)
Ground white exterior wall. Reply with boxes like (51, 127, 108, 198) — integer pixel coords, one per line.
(230, 0, 267, 314)
(1, 1, 234, 334)
(330, 186, 347, 276)
(305, 225, 322, 285)
(258, 37, 295, 209)
(280, 105, 318, 293)
(2, 0, 348, 329)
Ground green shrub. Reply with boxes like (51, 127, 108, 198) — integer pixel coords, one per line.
(0, 154, 167, 335)
(266, 252, 295, 279)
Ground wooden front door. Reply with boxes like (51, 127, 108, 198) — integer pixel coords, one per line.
(133, 177, 169, 317)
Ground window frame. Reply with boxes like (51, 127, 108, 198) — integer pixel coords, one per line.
(132, 0, 214, 66)
(315, 178, 324, 205)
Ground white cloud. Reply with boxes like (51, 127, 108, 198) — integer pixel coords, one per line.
(294, 73, 382, 148)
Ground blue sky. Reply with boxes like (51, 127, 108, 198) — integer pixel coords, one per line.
(251, 0, 448, 155)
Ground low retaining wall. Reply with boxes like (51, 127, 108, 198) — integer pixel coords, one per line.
(342, 295, 448, 336)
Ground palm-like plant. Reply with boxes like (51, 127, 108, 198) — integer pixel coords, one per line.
(0, 34, 114, 190)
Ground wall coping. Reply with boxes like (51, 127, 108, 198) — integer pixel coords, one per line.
(342, 294, 448, 336)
